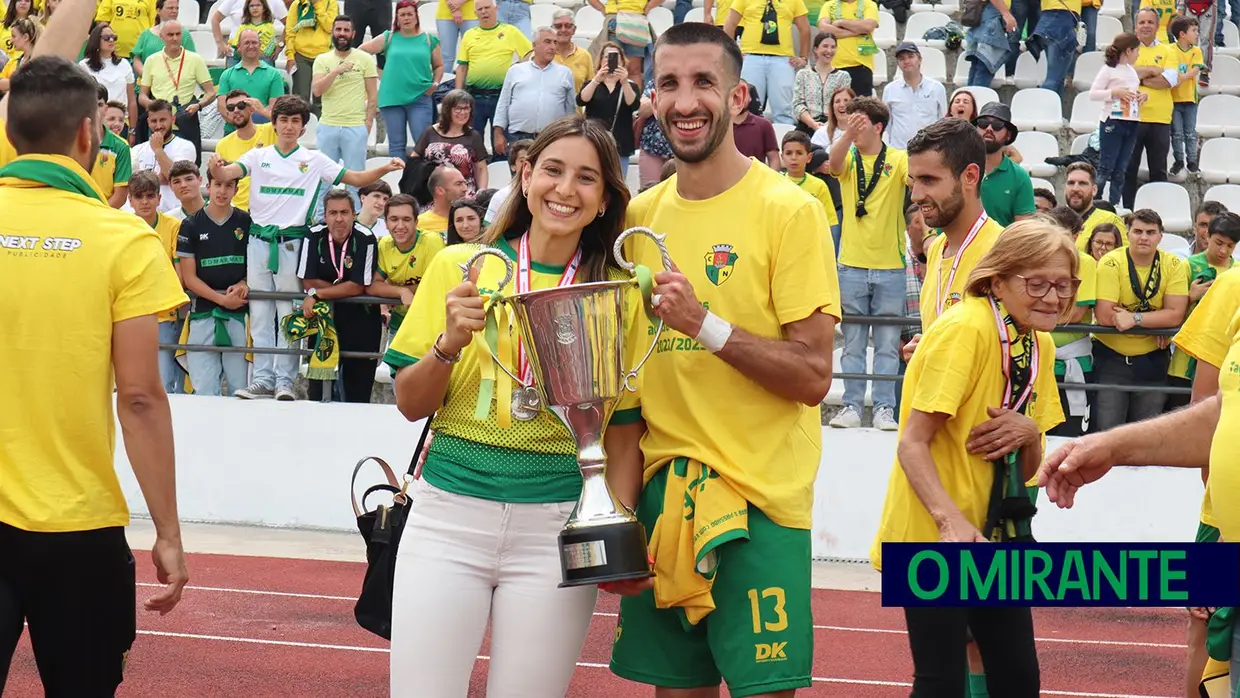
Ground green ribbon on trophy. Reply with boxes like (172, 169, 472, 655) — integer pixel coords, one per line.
(459, 250, 516, 427)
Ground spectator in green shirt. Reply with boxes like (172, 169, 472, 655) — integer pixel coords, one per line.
(973, 102, 1035, 226)
(217, 28, 286, 133)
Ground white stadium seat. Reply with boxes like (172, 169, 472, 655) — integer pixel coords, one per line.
(488, 160, 512, 189)
(1012, 131, 1059, 178)
(874, 11, 898, 50)
(1204, 184, 1240, 211)
(648, 6, 673, 36)
(960, 85, 1000, 111)
(1136, 147, 1186, 183)
(872, 47, 888, 86)
(904, 12, 951, 50)
(530, 3, 559, 28)
(179, 0, 200, 26)
(419, 3, 438, 33)
(1010, 88, 1063, 133)
(1158, 233, 1191, 257)
(1030, 177, 1054, 192)
(575, 6, 604, 40)
(1202, 55, 1240, 97)
(1096, 15, 1122, 47)
(1071, 51, 1105, 94)
(1068, 92, 1099, 134)
(1011, 52, 1047, 90)
(1198, 94, 1240, 138)
(1220, 22, 1240, 59)
(1100, 0, 1123, 17)
(1134, 182, 1192, 233)
(1199, 137, 1240, 185)
(1069, 133, 1091, 155)
(684, 6, 705, 21)
(919, 46, 947, 83)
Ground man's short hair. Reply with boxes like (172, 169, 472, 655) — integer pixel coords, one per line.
(1033, 188, 1057, 207)
(95, 81, 108, 103)
(334, 14, 354, 28)
(147, 98, 174, 116)
(270, 94, 311, 124)
(843, 96, 890, 132)
(105, 100, 127, 114)
(905, 117, 986, 180)
(653, 22, 744, 84)
(323, 188, 355, 211)
(1210, 211, 1240, 243)
(1170, 13, 1198, 39)
(1042, 205, 1083, 236)
(781, 129, 812, 150)
(225, 88, 251, 103)
(384, 192, 419, 218)
(429, 166, 454, 193)
(359, 181, 392, 198)
(129, 170, 161, 197)
(1131, 208, 1164, 231)
(6, 56, 100, 156)
(1198, 200, 1228, 218)
(508, 138, 534, 168)
(1065, 161, 1096, 184)
(169, 160, 199, 180)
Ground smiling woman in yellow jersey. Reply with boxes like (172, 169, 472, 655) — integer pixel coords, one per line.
(872, 220, 1070, 697)
(365, 192, 446, 338)
(381, 115, 648, 698)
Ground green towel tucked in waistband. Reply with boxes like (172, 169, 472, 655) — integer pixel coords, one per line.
(251, 224, 310, 272)
(190, 307, 247, 346)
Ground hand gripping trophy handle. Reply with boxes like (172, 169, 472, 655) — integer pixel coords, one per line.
(612, 226, 675, 393)
(458, 247, 528, 390)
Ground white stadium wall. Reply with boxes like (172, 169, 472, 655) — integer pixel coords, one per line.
(114, 396, 1206, 562)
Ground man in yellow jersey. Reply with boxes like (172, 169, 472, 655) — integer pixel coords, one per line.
(454, 0, 531, 148)
(0, 49, 188, 695)
(1169, 267, 1240, 698)
(551, 8, 593, 93)
(722, 0, 810, 126)
(826, 95, 908, 431)
(1025, 0, 1080, 96)
(214, 88, 278, 212)
(1123, 8, 1179, 210)
(420, 165, 468, 237)
(818, 0, 878, 95)
(93, 80, 131, 208)
(1139, 0, 1177, 41)
(366, 192, 446, 339)
(1093, 208, 1189, 432)
(1064, 162, 1129, 251)
(610, 23, 840, 698)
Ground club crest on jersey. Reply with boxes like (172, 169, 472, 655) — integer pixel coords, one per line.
(704, 244, 737, 286)
(345, 257, 354, 269)
(234, 228, 244, 240)
(298, 162, 309, 174)
(945, 292, 962, 308)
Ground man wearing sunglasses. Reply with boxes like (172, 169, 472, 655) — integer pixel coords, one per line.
(1092, 208, 1189, 432)
(213, 88, 276, 212)
(973, 102, 1035, 227)
(216, 29, 286, 135)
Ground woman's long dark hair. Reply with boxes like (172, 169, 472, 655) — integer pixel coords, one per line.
(85, 23, 121, 72)
(1105, 32, 1140, 68)
(436, 89, 474, 134)
(243, 0, 274, 25)
(482, 114, 630, 284)
(446, 198, 486, 245)
(4, 0, 30, 29)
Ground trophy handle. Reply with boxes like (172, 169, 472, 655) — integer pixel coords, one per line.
(612, 227, 674, 393)
(457, 246, 526, 387)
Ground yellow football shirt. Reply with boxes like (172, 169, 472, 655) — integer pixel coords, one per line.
(147, 212, 182, 323)
(1136, 42, 1175, 125)
(554, 46, 594, 94)
(712, 0, 734, 24)
(623, 161, 841, 530)
(730, 0, 808, 58)
(822, 0, 879, 70)
(1172, 267, 1240, 528)
(94, 0, 157, 57)
(919, 216, 1006, 331)
(1139, 0, 1176, 40)
(0, 118, 16, 169)
(1041, 0, 1081, 12)
(1052, 249, 1097, 349)
(376, 230, 447, 332)
(436, 0, 476, 22)
(91, 128, 132, 202)
(214, 123, 277, 211)
(834, 145, 909, 270)
(1206, 304, 1240, 544)
(870, 295, 1064, 570)
(457, 24, 533, 90)
(418, 209, 449, 237)
(382, 240, 645, 500)
(1168, 42, 1205, 103)
(140, 49, 212, 105)
(1076, 207, 1129, 252)
(1094, 248, 1189, 356)
(605, 0, 649, 13)
(785, 172, 839, 228)
(312, 49, 378, 127)
(0, 154, 187, 533)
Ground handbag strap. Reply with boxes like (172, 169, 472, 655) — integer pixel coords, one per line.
(349, 414, 435, 517)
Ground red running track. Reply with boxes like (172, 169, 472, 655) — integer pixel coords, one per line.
(3, 553, 1190, 697)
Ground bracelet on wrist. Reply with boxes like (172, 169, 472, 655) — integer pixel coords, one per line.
(432, 334, 462, 364)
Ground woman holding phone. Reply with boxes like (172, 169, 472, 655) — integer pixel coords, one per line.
(383, 114, 652, 697)
(579, 42, 639, 175)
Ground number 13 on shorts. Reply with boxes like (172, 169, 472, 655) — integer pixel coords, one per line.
(748, 587, 790, 661)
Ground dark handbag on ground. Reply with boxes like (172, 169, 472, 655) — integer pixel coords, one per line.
(352, 416, 434, 640)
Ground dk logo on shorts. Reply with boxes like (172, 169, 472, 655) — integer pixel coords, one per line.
(754, 642, 787, 662)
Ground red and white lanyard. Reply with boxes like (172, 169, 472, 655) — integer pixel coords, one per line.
(162, 51, 186, 94)
(936, 211, 989, 317)
(516, 233, 581, 385)
(328, 234, 351, 282)
(990, 297, 1039, 413)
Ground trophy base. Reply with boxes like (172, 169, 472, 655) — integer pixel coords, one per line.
(557, 520, 654, 588)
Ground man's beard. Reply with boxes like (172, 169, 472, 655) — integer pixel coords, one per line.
(983, 137, 1003, 154)
(1067, 192, 1091, 213)
(334, 36, 351, 50)
(659, 109, 729, 164)
(921, 182, 966, 229)
(86, 125, 101, 170)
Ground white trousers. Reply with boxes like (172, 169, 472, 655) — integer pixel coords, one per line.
(389, 478, 597, 698)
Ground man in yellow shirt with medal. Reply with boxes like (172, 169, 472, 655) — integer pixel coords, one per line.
(609, 23, 840, 698)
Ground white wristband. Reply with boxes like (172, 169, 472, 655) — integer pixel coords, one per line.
(695, 311, 733, 353)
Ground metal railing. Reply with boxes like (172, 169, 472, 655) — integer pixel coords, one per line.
(159, 293, 1194, 399)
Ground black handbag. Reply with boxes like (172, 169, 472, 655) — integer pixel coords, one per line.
(351, 416, 434, 640)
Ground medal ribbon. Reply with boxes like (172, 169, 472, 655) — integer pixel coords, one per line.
(986, 295, 1040, 543)
(851, 143, 887, 218)
(515, 233, 582, 387)
(1125, 248, 1161, 313)
(934, 211, 989, 318)
(327, 233, 351, 282)
(989, 295, 1039, 413)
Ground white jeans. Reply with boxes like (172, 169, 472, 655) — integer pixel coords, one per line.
(390, 478, 597, 698)
(246, 236, 303, 390)
(186, 316, 250, 396)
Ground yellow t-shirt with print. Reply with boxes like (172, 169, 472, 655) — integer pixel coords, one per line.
(920, 217, 1005, 332)
(419, 209, 449, 236)
(833, 145, 909, 270)
(1172, 267, 1240, 529)
(1094, 247, 1190, 356)
(437, 0, 476, 22)
(785, 171, 839, 227)
(1140, 0, 1176, 39)
(147, 212, 182, 323)
(871, 295, 1063, 570)
(0, 26, 14, 63)
(1136, 42, 1175, 125)
(457, 24, 533, 90)
(382, 239, 645, 503)
(214, 123, 277, 212)
(1076, 206, 1129, 252)
(94, 0, 157, 57)
(313, 49, 378, 127)
(0, 155, 187, 533)
(712, 0, 735, 24)
(730, 0, 808, 57)
(1168, 42, 1205, 103)
(623, 160, 841, 530)
(376, 230, 447, 332)
(821, 0, 879, 69)
(91, 128, 133, 203)
(1206, 303, 1240, 544)
(554, 45, 594, 94)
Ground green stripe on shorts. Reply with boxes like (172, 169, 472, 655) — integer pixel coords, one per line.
(1197, 522, 1222, 544)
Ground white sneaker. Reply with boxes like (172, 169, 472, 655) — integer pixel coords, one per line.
(873, 406, 899, 431)
(234, 383, 274, 400)
(275, 385, 297, 401)
(829, 406, 861, 428)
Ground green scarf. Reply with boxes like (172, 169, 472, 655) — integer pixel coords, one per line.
(292, 0, 317, 33)
(0, 155, 106, 202)
(983, 297, 1039, 543)
(190, 307, 247, 346)
(280, 300, 338, 380)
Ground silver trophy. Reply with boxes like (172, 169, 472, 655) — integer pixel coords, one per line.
(459, 227, 672, 587)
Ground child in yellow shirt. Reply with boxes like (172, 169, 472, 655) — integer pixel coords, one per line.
(779, 130, 839, 247)
(1168, 14, 1205, 175)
